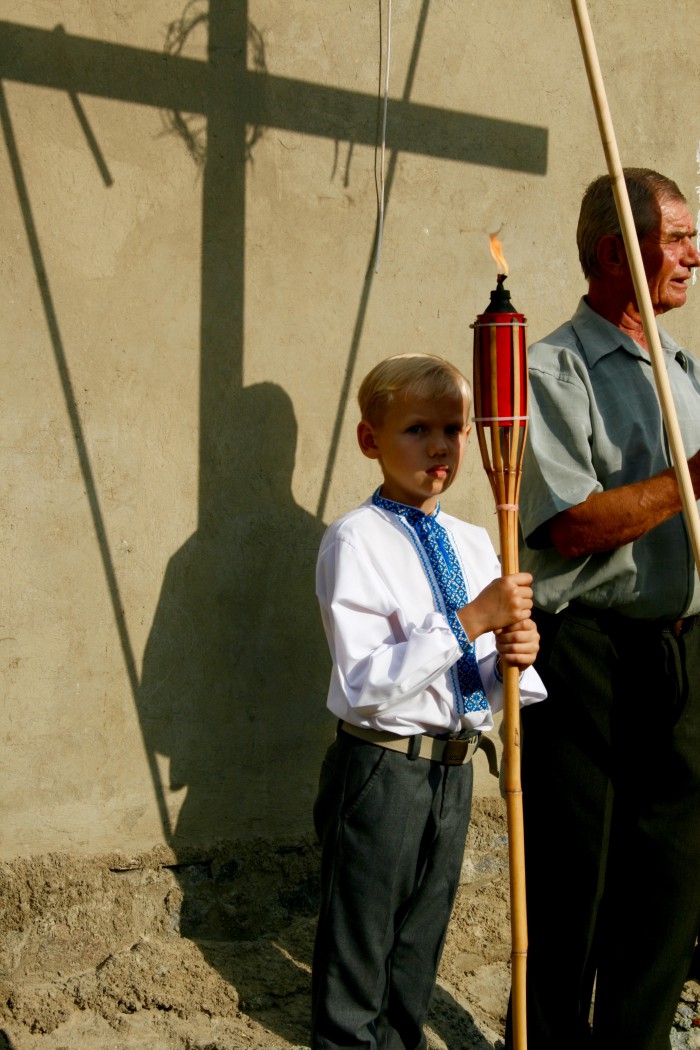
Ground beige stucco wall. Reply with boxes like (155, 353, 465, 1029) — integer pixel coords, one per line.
(2, 0, 699, 860)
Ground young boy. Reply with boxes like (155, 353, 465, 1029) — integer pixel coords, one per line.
(311, 353, 545, 1050)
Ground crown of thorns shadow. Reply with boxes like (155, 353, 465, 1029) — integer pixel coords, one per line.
(161, 0, 266, 167)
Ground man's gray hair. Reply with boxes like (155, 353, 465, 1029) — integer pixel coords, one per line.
(577, 168, 686, 280)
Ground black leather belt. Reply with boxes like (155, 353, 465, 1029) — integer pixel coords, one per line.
(566, 602, 698, 638)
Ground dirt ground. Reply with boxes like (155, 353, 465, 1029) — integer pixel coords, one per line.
(1, 798, 699, 1050)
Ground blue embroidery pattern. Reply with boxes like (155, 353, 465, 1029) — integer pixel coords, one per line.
(372, 489, 489, 714)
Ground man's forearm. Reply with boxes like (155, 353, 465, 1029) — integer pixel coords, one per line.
(549, 459, 700, 558)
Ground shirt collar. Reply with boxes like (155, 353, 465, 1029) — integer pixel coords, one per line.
(570, 296, 682, 369)
(371, 487, 440, 525)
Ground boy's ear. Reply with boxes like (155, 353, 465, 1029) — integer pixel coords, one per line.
(357, 420, 381, 460)
(465, 422, 473, 439)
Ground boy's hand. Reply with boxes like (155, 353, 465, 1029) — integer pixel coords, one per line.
(457, 573, 534, 642)
(495, 618, 540, 670)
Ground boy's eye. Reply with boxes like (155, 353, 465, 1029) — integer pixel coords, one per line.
(406, 424, 425, 434)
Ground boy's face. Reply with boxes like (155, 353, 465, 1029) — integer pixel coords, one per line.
(357, 389, 471, 513)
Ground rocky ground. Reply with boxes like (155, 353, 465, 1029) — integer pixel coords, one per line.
(1, 798, 698, 1050)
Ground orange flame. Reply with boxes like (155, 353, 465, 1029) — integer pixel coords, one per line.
(489, 232, 508, 275)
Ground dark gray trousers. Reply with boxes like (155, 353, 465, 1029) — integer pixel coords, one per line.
(511, 607, 700, 1050)
(311, 728, 473, 1050)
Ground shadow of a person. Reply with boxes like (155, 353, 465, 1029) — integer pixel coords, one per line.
(428, 982, 502, 1050)
(137, 382, 332, 1040)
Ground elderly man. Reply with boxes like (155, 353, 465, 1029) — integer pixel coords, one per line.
(515, 169, 700, 1050)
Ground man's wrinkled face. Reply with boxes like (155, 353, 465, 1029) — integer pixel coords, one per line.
(640, 197, 700, 314)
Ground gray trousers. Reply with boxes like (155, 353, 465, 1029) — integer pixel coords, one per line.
(311, 728, 473, 1050)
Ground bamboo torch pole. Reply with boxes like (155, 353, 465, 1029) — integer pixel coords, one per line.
(472, 267, 529, 1050)
(571, 0, 700, 576)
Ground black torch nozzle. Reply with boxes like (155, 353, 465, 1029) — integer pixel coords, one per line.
(484, 272, 518, 314)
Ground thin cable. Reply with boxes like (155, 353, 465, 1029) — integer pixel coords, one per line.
(374, 0, 392, 273)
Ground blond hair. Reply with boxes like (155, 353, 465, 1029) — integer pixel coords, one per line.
(358, 353, 471, 426)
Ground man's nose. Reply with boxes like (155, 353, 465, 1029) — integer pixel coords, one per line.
(684, 237, 700, 267)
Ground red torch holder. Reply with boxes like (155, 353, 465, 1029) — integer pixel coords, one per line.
(471, 273, 529, 1050)
(471, 274, 528, 569)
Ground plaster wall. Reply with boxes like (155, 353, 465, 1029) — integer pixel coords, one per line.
(2, 0, 699, 860)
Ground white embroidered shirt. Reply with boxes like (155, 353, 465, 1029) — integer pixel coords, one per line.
(316, 498, 546, 735)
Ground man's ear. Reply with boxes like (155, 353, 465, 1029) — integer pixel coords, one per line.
(596, 233, 628, 277)
(357, 420, 381, 459)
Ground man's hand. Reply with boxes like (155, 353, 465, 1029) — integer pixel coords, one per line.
(457, 573, 533, 641)
(690, 447, 700, 491)
(495, 618, 540, 670)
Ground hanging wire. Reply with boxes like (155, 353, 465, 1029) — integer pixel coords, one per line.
(374, 0, 392, 273)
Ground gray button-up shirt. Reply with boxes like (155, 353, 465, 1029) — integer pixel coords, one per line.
(519, 297, 700, 619)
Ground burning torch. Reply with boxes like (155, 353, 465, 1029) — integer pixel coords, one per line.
(471, 234, 529, 1050)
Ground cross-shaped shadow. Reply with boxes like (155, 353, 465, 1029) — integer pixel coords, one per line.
(1, 3, 547, 1041)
